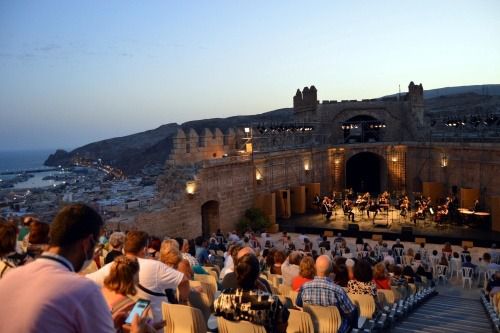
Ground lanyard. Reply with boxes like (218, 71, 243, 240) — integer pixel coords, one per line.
(39, 255, 73, 272)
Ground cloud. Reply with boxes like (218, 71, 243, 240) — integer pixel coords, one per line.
(35, 43, 61, 52)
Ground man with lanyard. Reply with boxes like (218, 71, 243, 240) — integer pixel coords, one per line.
(0, 204, 152, 333)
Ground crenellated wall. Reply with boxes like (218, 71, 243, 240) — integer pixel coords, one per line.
(169, 127, 244, 164)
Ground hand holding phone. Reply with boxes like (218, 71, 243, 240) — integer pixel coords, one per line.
(125, 299, 150, 325)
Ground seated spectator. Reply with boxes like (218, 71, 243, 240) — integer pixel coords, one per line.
(373, 262, 391, 290)
(439, 254, 449, 267)
(271, 250, 286, 275)
(461, 246, 471, 260)
(347, 260, 377, 296)
(296, 255, 358, 333)
(105, 232, 126, 264)
(319, 235, 331, 251)
(0, 204, 152, 332)
(392, 239, 404, 251)
(214, 253, 289, 333)
(462, 255, 476, 270)
(442, 242, 452, 259)
(334, 232, 345, 245)
(345, 258, 355, 280)
(482, 253, 500, 271)
(292, 255, 315, 291)
(220, 244, 241, 279)
(88, 230, 190, 322)
(486, 271, 500, 297)
(383, 249, 395, 265)
(101, 256, 143, 327)
(26, 219, 50, 259)
(0, 219, 26, 277)
(222, 247, 272, 293)
(402, 265, 417, 284)
(342, 247, 353, 259)
(147, 237, 161, 259)
(333, 257, 349, 287)
(194, 236, 209, 265)
(281, 251, 301, 286)
(176, 238, 199, 267)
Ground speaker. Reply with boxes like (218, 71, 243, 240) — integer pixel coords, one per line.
(401, 226, 413, 241)
(348, 223, 359, 232)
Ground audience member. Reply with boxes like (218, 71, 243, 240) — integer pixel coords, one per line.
(373, 262, 391, 290)
(296, 255, 358, 333)
(291, 255, 315, 291)
(0, 220, 26, 277)
(105, 232, 126, 264)
(347, 260, 377, 296)
(281, 251, 301, 286)
(214, 253, 289, 333)
(0, 204, 151, 332)
(87, 230, 190, 322)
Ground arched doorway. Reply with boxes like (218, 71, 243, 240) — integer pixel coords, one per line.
(346, 152, 387, 194)
(201, 201, 219, 237)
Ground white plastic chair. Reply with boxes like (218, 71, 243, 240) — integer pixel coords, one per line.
(436, 265, 448, 284)
(449, 258, 462, 278)
(460, 267, 474, 288)
(393, 248, 404, 262)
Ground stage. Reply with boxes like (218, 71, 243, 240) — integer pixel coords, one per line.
(278, 207, 500, 248)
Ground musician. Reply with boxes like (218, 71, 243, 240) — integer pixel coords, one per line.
(355, 195, 367, 214)
(399, 195, 409, 217)
(435, 204, 449, 225)
(472, 199, 480, 212)
(378, 191, 390, 212)
(367, 200, 380, 221)
(322, 196, 334, 220)
(342, 198, 355, 222)
(412, 202, 425, 225)
(313, 194, 321, 209)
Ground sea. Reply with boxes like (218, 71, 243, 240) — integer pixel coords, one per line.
(0, 149, 65, 189)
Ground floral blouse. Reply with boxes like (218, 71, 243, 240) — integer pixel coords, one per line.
(347, 279, 377, 296)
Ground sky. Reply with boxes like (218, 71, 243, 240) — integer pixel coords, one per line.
(1, 1, 500, 151)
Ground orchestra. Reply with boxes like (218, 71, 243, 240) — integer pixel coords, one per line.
(313, 189, 487, 229)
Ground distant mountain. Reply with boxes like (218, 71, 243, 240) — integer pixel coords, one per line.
(382, 84, 500, 99)
(46, 84, 500, 175)
(45, 108, 293, 174)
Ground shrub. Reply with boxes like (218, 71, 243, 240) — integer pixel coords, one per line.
(236, 208, 271, 234)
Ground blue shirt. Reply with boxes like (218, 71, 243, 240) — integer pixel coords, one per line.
(296, 276, 358, 333)
(195, 246, 209, 265)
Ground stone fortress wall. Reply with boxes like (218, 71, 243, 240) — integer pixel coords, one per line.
(133, 82, 500, 238)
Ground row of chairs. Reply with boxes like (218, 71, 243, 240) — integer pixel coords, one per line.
(480, 291, 500, 332)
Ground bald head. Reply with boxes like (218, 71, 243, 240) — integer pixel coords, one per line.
(315, 255, 332, 277)
(237, 246, 255, 260)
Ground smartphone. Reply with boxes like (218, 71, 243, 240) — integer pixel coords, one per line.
(125, 299, 150, 325)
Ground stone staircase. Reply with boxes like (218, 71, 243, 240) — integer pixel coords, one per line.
(391, 295, 493, 333)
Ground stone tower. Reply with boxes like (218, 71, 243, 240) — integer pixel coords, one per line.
(408, 81, 425, 126)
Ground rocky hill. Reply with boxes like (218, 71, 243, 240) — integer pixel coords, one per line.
(44, 108, 292, 175)
(45, 84, 500, 175)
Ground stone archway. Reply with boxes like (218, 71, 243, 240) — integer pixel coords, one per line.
(201, 201, 220, 237)
(346, 152, 387, 194)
